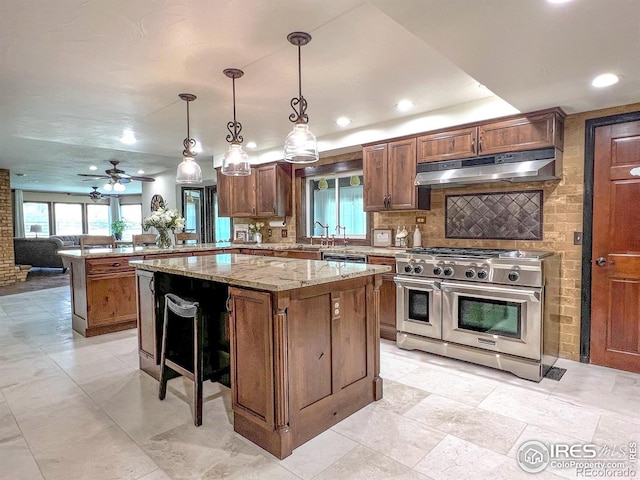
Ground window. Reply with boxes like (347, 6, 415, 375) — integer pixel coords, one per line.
(214, 193, 231, 242)
(54, 203, 83, 235)
(24, 202, 50, 237)
(87, 204, 110, 235)
(121, 204, 142, 240)
(306, 172, 366, 238)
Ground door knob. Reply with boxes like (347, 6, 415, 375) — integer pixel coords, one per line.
(595, 257, 607, 267)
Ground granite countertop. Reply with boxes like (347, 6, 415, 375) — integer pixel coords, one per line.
(57, 242, 402, 259)
(130, 253, 391, 292)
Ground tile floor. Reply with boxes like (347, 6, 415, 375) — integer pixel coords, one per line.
(0, 286, 639, 480)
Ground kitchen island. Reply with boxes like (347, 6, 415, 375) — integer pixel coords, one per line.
(131, 253, 389, 459)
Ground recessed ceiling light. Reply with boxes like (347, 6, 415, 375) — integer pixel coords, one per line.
(547, 0, 572, 3)
(246, 141, 257, 149)
(336, 117, 351, 127)
(137, 169, 145, 174)
(396, 99, 414, 112)
(592, 73, 619, 88)
(89, 165, 97, 171)
(120, 130, 136, 145)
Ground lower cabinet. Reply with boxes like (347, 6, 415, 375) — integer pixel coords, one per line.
(273, 250, 322, 260)
(136, 270, 156, 363)
(68, 255, 143, 337)
(228, 275, 381, 459)
(367, 255, 397, 341)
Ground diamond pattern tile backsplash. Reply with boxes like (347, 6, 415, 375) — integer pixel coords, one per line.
(445, 190, 543, 240)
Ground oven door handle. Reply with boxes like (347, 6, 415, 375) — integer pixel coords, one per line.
(441, 282, 541, 302)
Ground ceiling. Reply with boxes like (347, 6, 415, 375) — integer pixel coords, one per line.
(1, 0, 638, 195)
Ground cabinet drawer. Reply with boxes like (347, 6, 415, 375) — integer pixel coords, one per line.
(367, 255, 397, 273)
(87, 256, 143, 275)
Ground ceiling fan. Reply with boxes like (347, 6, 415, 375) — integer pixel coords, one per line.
(68, 186, 116, 202)
(77, 160, 156, 184)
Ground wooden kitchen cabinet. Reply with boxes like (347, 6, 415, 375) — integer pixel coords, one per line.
(363, 139, 416, 211)
(417, 108, 565, 163)
(255, 163, 292, 217)
(273, 250, 322, 260)
(66, 255, 144, 337)
(216, 162, 292, 218)
(367, 255, 397, 341)
(136, 269, 157, 365)
(418, 127, 477, 163)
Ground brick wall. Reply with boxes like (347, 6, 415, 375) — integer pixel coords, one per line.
(374, 102, 640, 361)
(0, 169, 16, 286)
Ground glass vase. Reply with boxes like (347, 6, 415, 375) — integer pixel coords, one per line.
(156, 229, 172, 249)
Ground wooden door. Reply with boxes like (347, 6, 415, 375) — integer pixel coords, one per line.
(255, 164, 277, 217)
(591, 120, 640, 373)
(387, 138, 416, 210)
(363, 144, 388, 211)
(231, 169, 257, 217)
(417, 127, 477, 163)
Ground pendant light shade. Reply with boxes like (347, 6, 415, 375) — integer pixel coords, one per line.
(283, 32, 319, 164)
(176, 93, 203, 184)
(221, 68, 251, 176)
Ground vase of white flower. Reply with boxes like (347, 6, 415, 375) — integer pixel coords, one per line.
(142, 207, 185, 249)
(248, 222, 265, 244)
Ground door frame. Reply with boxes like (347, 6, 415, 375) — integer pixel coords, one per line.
(580, 110, 640, 363)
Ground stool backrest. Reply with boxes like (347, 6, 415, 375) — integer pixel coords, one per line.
(80, 235, 116, 250)
(132, 233, 158, 246)
(174, 232, 200, 245)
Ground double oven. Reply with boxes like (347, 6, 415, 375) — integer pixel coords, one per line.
(394, 248, 560, 381)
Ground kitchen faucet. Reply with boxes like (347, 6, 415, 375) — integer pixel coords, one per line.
(314, 221, 329, 246)
(335, 225, 348, 246)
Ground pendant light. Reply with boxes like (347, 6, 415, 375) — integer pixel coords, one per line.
(221, 68, 251, 176)
(283, 31, 319, 164)
(176, 93, 203, 184)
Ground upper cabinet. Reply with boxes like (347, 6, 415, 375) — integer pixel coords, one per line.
(364, 139, 416, 211)
(215, 162, 292, 218)
(417, 108, 565, 163)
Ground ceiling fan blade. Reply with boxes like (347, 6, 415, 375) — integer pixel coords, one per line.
(129, 176, 156, 182)
(78, 174, 110, 179)
(118, 178, 131, 184)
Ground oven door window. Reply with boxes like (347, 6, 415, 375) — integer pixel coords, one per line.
(457, 296, 521, 338)
(408, 290, 430, 324)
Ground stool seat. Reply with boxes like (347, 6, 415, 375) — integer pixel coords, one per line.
(158, 293, 204, 426)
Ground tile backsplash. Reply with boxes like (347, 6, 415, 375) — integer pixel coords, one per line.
(445, 190, 543, 240)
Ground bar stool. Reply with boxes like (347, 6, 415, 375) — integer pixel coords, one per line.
(158, 293, 204, 426)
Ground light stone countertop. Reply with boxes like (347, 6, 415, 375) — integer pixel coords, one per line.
(57, 242, 403, 259)
(130, 253, 391, 292)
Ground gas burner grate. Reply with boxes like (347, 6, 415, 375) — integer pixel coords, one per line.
(406, 247, 514, 258)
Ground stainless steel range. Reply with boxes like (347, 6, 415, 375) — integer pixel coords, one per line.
(394, 247, 560, 381)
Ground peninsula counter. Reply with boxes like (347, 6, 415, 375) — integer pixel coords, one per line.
(131, 253, 390, 459)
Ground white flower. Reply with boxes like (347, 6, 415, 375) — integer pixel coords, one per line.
(143, 207, 185, 232)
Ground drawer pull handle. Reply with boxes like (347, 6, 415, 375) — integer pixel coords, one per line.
(111, 262, 121, 267)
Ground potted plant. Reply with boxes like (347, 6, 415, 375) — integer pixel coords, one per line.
(111, 219, 126, 240)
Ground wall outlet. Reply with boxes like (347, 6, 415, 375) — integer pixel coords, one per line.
(268, 229, 272, 237)
(416, 216, 426, 224)
(573, 231, 583, 245)
(281, 229, 288, 238)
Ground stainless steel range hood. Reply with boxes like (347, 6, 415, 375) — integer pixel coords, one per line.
(414, 148, 562, 188)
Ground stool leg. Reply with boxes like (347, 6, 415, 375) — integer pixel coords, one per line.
(193, 312, 203, 426)
(158, 301, 170, 401)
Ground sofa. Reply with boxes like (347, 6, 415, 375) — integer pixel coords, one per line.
(50, 235, 82, 247)
(13, 237, 70, 271)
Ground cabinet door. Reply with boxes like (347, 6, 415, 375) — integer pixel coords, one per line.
(367, 256, 397, 341)
(387, 139, 416, 210)
(231, 169, 257, 217)
(363, 144, 388, 211)
(229, 288, 274, 428)
(136, 270, 156, 359)
(417, 127, 477, 163)
(87, 272, 137, 327)
(215, 167, 231, 217)
(478, 112, 560, 155)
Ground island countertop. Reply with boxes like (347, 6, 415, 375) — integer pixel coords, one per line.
(57, 242, 402, 259)
(130, 253, 391, 291)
